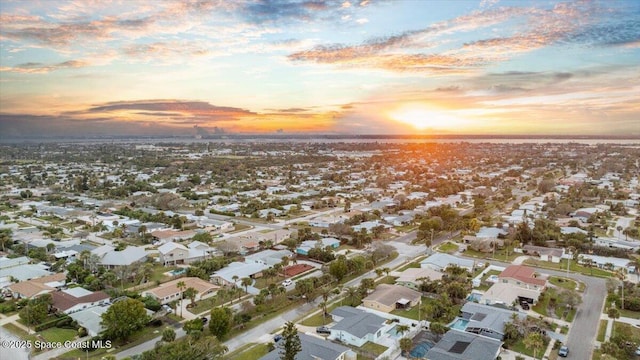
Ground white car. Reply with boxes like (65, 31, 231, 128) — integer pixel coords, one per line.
(282, 279, 293, 287)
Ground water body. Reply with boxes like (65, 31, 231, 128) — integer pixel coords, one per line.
(0, 326, 31, 360)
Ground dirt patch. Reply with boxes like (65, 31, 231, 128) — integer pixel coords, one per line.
(284, 264, 313, 277)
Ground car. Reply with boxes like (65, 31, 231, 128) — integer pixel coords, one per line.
(558, 345, 569, 357)
(520, 302, 530, 310)
(162, 304, 173, 314)
(274, 334, 283, 343)
(200, 317, 208, 324)
(316, 326, 331, 334)
(636, 346, 640, 356)
(282, 279, 293, 287)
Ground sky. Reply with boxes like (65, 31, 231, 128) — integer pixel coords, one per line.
(0, 0, 639, 137)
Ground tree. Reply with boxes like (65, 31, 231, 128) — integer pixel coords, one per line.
(279, 321, 301, 360)
(399, 337, 413, 356)
(184, 287, 199, 307)
(241, 277, 252, 294)
(162, 327, 176, 342)
(101, 298, 149, 341)
(209, 307, 233, 339)
(608, 307, 620, 337)
(329, 257, 348, 281)
(396, 324, 410, 337)
(19, 294, 51, 326)
(177, 280, 186, 317)
(523, 332, 544, 359)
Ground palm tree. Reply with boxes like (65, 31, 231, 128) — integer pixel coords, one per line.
(396, 324, 410, 337)
(177, 280, 186, 317)
(184, 287, 198, 307)
(608, 307, 620, 337)
(523, 332, 544, 359)
(240, 277, 252, 294)
(281, 257, 290, 278)
(399, 337, 413, 357)
(345, 286, 359, 306)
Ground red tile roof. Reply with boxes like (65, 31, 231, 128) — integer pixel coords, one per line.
(499, 265, 546, 287)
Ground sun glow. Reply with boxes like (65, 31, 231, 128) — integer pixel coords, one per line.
(389, 104, 466, 131)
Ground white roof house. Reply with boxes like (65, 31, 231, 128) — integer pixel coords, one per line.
(99, 246, 148, 267)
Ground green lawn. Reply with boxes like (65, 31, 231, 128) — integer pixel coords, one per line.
(618, 308, 640, 320)
(438, 242, 459, 254)
(300, 301, 342, 326)
(524, 259, 614, 278)
(360, 341, 388, 356)
(613, 321, 640, 341)
(532, 291, 551, 316)
(510, 336, 550, 359)
(39, 327, 78, 343)
(549, 276, 579, 291)
(375, 276, 396, 285)
(396, 260, 422, 272)
(391, 304, 422, 321)
(226, 343, 270, 360)
(597, 320, 608, 342)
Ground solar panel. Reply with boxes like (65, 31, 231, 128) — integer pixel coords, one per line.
(450, 341, 471, 354)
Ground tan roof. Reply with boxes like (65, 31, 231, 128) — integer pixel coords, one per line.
(396, 267, 443, 283)
(499, 265, 546, 287)
(364, 284, 421, 307)
(151, 229, 196, 240)
(51, 290, 109, 312)
(144, 277, 219, 299)
(8, 273, 66, 298)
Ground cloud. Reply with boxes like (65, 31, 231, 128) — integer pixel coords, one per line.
(241, 0, 331, 24)
(0, 60, 89, 74)
(563, 20, 640, 47)
(84, 100, 256, 120)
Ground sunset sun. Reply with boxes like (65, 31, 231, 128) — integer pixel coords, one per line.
(389, 105, 465, 132)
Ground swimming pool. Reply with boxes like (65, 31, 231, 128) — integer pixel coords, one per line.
(169, 268, 186, 276)
(466, 293, 482, 302)
(386, 325, 403, 338)
(450, 318, 469, 331)
(410, 341, 434, 358)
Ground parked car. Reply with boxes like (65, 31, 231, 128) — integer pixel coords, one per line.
(274, 334, 283, 342)
(200, 317, 208, 324)
(316, 326, 331, 334)
(558, 345, 569, 357)
(282, 279, 293, 287)
(635, 345, 640, 356)
(162, 304, 173, 314)
(520, 302, 530, 310)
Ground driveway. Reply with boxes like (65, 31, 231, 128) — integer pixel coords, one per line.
(473, 256, 606, 360)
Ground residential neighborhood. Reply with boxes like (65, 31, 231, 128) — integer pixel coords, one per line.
(0, 140, 638, 360)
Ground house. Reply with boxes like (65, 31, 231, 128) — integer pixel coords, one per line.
(362, 284, 421, 313)
(328, 306, 388, 347)
(459, 302, 526, 340)
(421, 253, 475, 272)
(98, 246, 148, 269)
(498, 265, 546, 290)
(522, 245, 564, 263)
(51, 288, 110, 314)
(593, 237, 640, 251)
(481, 282, 541, 306)
(394, 267, 443, 290)
(260, 333, 354, 360)
(141, 277, 219, 305)
(210, 262, 267, 287)
(7, 273, 66, 299)
(297, 238, 341, 255)
(244, 249, 293, 267)
(351, 221, 390, 234)
(0, 262, 52, 282)
(578, 254, 633, 272)
(158, 242, 190, 266)
(151, 229, 196, 243)
(425, 329, 502, 360)
(69, 305, 109, 337)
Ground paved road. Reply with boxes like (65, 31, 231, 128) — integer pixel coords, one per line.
(0, 325, 29, 360)
(475, 256, 606, 360)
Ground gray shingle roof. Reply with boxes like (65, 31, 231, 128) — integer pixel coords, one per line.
(330, 306, 385, 338)
(259, 333, 350, 360)
(461, 302, 524, 338)
(425, 330, 502, 360)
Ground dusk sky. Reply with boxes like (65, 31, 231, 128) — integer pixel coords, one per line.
(0, 0, 639, 137)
